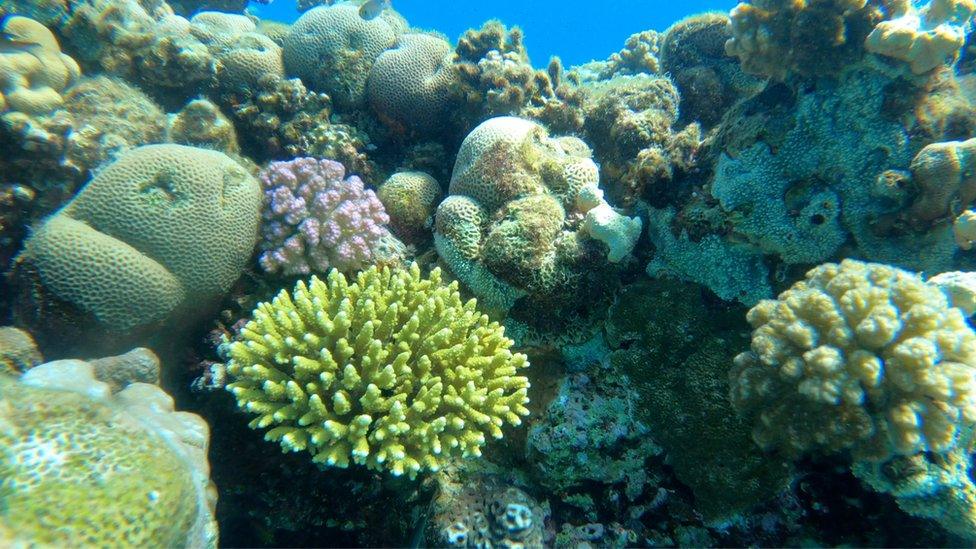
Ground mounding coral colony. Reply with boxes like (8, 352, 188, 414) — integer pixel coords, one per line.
(7, 0, 976, 545)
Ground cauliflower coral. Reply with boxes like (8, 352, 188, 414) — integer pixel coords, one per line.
(224, 263, 531, 479)
(258, 157, 400, 276)
(730, 259, 976, 461)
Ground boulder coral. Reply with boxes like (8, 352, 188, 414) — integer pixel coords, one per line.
(1, 358, 216, 547)
(730, 259, 976, 461)
(257, 157, 402, 276)
(435, 116, 640, 313)
(283, 3, 405, 109)
(376, 170, 443, 244)
(905, 137, 976, 226)
(224, 263, 531, 479)
(0, 16, 80, 115)
(367, 33, 457, 136)
(14, 144, 261, 335)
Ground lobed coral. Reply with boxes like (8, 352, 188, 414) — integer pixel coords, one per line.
(0, 326, 41, 375)
(905, 137, 976, 226)
(730, 259, 976, 461)
(0, 16, 80, 116)
(1, 358, 216, 547)
(257, 157, 401, 276)
(224, 263, 531, 479)
(865, 0, 976, 74)
(169, 98, 240, 154)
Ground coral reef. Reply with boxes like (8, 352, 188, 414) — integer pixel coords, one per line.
(725, 0, 884, 79)
(13, 145, 261, 343)
(435, 116, 638, 316)
(730, 259, 976, 460)
(257, 157, 401, 276)
(377, 170, 443, 244)
(1, 358, 216, 547)
(224, 264, 531, 478)
(659, 12, 764, 128)
(582, 74, 701, 207)
(0, 16, 80, 115)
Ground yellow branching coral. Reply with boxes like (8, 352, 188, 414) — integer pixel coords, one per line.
(730, 259, 976, 461)
(225, 263, 531, 478)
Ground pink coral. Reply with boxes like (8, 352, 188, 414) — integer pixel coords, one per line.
(258, 157, 393, 275)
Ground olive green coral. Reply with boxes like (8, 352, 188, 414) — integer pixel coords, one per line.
(225, 263, 531, 479)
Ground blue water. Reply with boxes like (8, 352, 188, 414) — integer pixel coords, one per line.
(251, 0, 738, 67)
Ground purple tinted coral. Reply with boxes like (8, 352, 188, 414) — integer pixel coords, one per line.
(258, 157, 393, 276)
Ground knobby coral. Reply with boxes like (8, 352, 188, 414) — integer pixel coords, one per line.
(730, 259, 976, 461)
(224, 263, 531, 479)
(258, 157, 400, 276)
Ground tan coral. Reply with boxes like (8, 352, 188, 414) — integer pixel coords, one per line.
(0, 16, 80, 115)
(865, 0, 976, 74)
(730, 259, 976, 461)
(907, 137, 976, 225)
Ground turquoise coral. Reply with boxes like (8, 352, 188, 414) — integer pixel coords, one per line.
(225, 263, 531, 479)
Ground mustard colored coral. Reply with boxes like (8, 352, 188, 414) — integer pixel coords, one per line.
(225, 263, 531, 479)
(730, 259, 976, 461)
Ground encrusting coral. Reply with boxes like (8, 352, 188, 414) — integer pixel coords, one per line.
(730, 259, 976, 461)
(257, 157, 402, 276)
(224, 263, 531, 479)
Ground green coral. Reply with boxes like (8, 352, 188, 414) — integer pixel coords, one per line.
(225, 263, 531, 479)
(608, 279, 793, 523)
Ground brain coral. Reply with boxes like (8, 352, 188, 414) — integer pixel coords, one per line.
(0, 16, 81, 115)
(730, 259, 976, 461)
(258, 157, 401, 276)
(377, 170, 443, 244)
(188, 11, 284, 92)
(225, 263, 531, 479)
(16, 144, 261, 331)
(367, 33, 457, 136)
(283, 3, 405, 108)
(1, 359, 216, 547)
